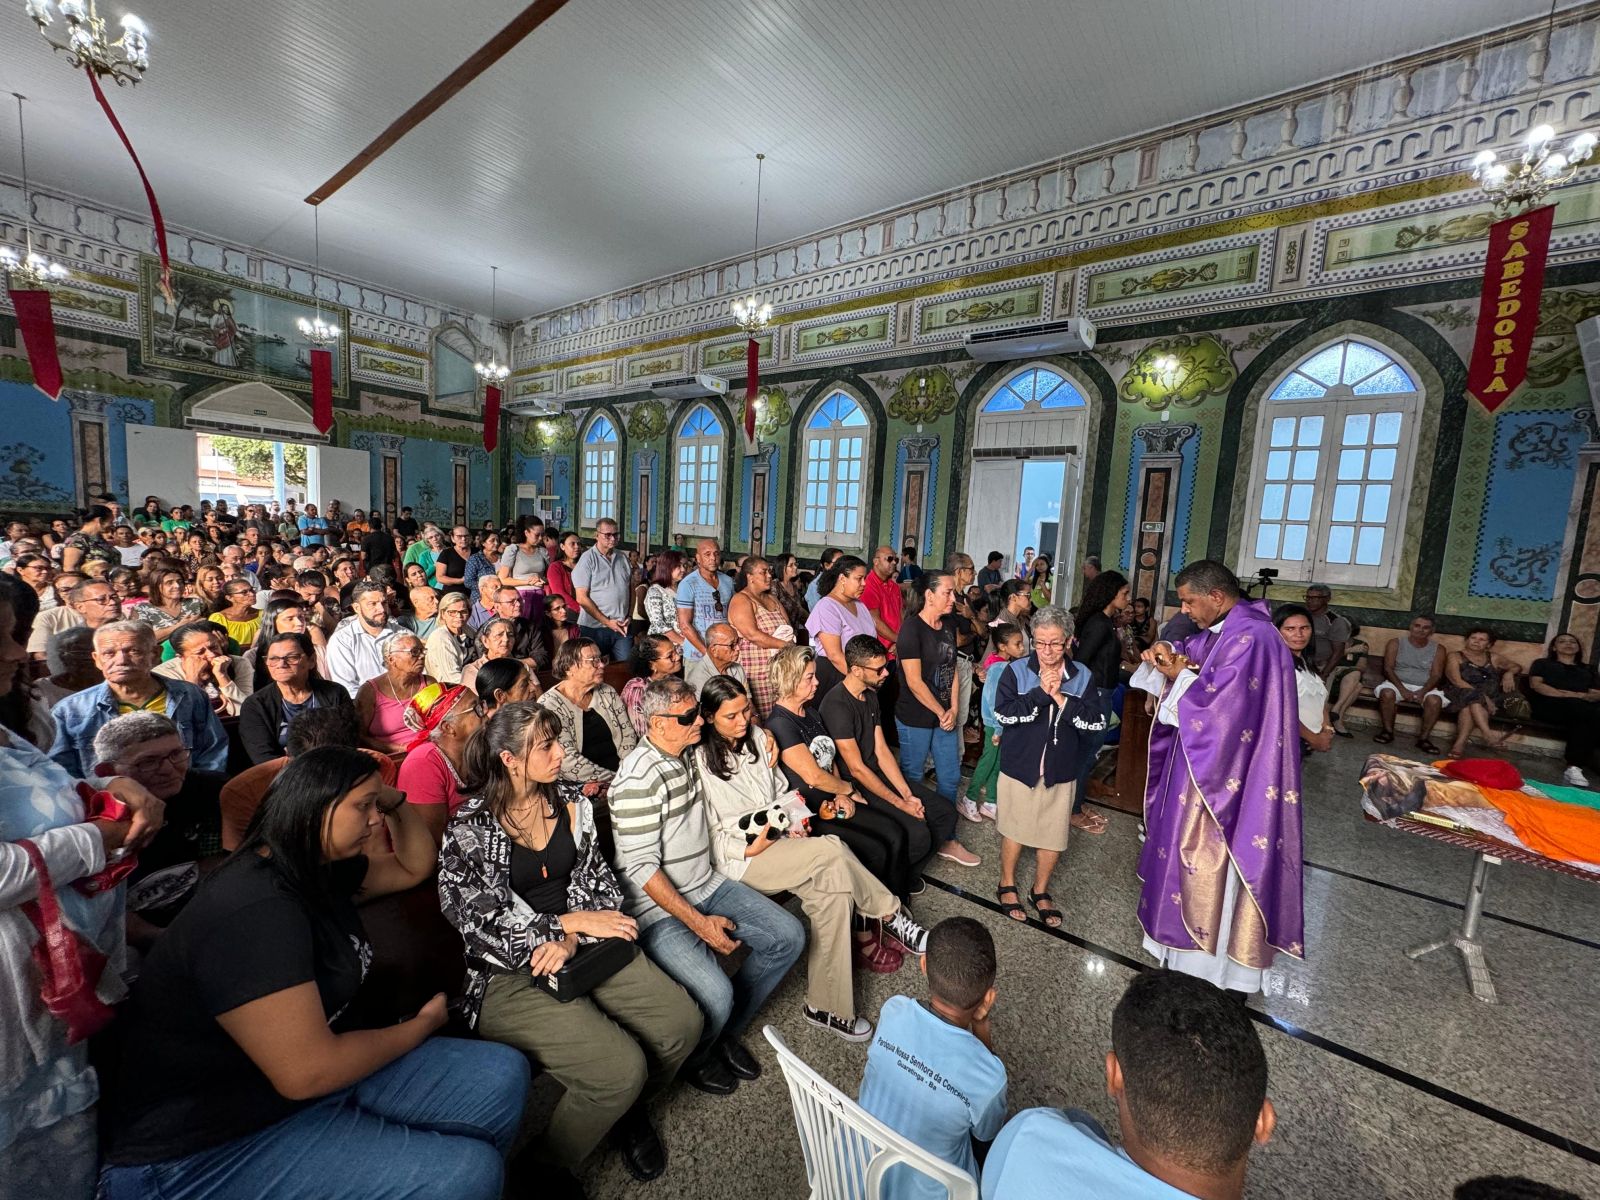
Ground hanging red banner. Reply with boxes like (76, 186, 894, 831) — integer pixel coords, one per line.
(310, 348, 334, 433)
(86, 68, 174, 306)
(743, 336, 759, 450)
(9, 288, 62, 400)
(1466, 205, 1556, 414)
(483, 384, 502, 452)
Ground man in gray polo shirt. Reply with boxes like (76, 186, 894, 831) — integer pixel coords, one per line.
(610, 677, 804, 1095)
(572, 516, 634, 661)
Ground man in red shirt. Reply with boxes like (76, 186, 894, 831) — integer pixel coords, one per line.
(862, 545, 905, 747)
(862, 545, 903, 649)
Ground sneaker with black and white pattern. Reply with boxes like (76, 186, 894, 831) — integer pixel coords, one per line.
(883, 908, 929, 956)
(803, 1004, 873, 1041)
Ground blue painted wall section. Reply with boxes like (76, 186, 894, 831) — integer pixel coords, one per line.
(1469, 408, 1588, 602)
(0, 381, 77, 509)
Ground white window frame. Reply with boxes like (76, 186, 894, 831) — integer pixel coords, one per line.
(580, 414, 618, 527)
(673, 404, 724, 539)
(800, 390, 871, 548)
(1239, 337, 1423, 589)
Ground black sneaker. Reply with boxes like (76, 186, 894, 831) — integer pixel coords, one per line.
(882, 908, 929, 956)
(803, 1003, 873, 1042)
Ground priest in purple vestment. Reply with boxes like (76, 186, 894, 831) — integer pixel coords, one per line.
(1136, 560, 1304, 996)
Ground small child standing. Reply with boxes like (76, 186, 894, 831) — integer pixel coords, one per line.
(857, 917, 1007, 1199)
(960, 624, 1026, 823)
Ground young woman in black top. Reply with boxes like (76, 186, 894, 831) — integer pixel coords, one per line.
(102, 747, 529, 1199)
(438, 703, 700, 1188)
(1066, 570, 1132, 835)
(1530, 632, 1600, 786)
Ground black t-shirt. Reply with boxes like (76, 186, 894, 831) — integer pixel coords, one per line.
(107, 854, 372, 1165)
(1076, 611, 1122, 690)
(581, 706, 620, 773)
(819, 683, 882, 784)
(132, 769, 225, 880)
(767, 702, 838, 811)
(895, 614, 956, 727)
(1531, 658, 1596, 694)
(361, 529, 393, 570)
(393, 516, 419, 539)
(435, 547, 470, 595)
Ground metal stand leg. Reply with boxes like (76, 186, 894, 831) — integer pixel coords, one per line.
(1405, 852, 1500, 1004)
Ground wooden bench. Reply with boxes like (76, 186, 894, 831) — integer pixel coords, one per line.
(1339, 652, 1562, 745)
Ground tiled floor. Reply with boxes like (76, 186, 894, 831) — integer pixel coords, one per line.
(573, 735, 1600, 1199)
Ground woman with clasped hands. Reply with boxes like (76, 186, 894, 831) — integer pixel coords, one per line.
(99, 748, 531, 1200)
(438, 702, 701, 1189)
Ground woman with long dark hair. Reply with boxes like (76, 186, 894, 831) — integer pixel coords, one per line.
(1274, 604, 1333, 756)
(694, 675, 925, 1042)
(803, 554, 877, 698)
(1062, 569, 1133, 835)
(439, 703, 699, 1185)
(769, 552, 810, 644)
(101, 747, 529, 1198)
(1530, 632, 1600, 786)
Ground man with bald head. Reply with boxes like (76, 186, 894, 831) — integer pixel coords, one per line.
(862, 545, 906, 744)
(676, 537, 733, 663)
(684, 622, 748, 696)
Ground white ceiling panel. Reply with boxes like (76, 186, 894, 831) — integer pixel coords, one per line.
(0, 0, 1574, 316)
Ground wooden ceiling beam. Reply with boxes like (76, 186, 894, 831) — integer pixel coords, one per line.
(305, 0, 572, 205)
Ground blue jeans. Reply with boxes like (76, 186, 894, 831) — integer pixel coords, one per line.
(895, 719, 961, 803)
(639, 878, 804, 1052)
(100, 1038, 530, 1200)
(586, 623, 634, 663)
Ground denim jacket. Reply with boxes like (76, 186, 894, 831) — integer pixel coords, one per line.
(436, 785, 623, 1027)
(47, 678, 228, 777)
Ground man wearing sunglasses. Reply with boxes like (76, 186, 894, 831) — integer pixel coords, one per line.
(676, 538, 733, 665)
(27, 578, 122, 668)
(573, 517, 635, 662)
(610, 677, 804, 1096)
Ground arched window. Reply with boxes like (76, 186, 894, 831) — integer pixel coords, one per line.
(802, 390, 870, 545)
(981, 366, 1087, 413)
(1240, 338, 1423, 588)
(580, 414, 618, 526)
(674, 404, 723, 537)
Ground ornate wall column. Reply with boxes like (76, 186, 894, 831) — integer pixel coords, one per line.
(64, 391, 112, 507)
(893, 435, 939, 558)
(1548, 411, 1600, 658)
(1130, 421, 1198, 608)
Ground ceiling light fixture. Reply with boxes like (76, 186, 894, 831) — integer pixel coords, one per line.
(22, 0, 150, 85)
(296, 205, 341, 346)
(731, 153, 773, 337)
(1471, 0, 1596, 216)
(475, 266, 509, 382)
(0, 93, 68, 289)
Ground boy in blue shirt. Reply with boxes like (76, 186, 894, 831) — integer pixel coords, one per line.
(858, 917, 1007, 1199)
(982, 970, 1276, 1200)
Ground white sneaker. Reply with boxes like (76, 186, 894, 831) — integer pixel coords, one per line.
(803, 1004, 873, 1042)
(1563, 766, 1590, 788)
(978, 801, 998, 822)
(883, 907, 929, 956)
(956, 797, 985, 823)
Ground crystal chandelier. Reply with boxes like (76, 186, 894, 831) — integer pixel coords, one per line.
(22, 0, 150, 85)
(1471, 0, 1597, 217)
(0, 94, 69, 290)
(474, 266, 509, 383)
(731, 153, 773, 337)
(295, 205, 341, 346)
(1472, 123, 1597, 217)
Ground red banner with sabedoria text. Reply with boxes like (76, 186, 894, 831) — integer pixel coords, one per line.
(1466, 205, 1556, 414)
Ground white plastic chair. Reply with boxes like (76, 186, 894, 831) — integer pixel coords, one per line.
(763, 1025, 979, 1200)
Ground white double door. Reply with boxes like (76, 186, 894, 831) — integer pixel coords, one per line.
(965, 454, 1081, 605)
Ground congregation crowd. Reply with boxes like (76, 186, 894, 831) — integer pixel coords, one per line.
(0, 494, 1591, 1200)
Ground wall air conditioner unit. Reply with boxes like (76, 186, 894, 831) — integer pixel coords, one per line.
(505, 397, 565, 416)
(650, 374, 728, 400)
(963, 317, 1097, 362)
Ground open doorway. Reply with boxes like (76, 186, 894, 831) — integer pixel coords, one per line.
(199, 435, 306, 509)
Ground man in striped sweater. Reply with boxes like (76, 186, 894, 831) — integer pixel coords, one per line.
(610, 677, 805, 1095)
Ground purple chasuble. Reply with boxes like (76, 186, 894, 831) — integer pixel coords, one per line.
(1137, 598, 1305, 962)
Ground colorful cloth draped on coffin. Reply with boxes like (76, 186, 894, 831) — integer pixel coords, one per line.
(1138, 599, 1305, 965)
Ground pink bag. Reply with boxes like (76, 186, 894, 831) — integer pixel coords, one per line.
(19, 837, 118, 1044)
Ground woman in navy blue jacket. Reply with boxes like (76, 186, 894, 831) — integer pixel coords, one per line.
(993, 605, 1110, 928)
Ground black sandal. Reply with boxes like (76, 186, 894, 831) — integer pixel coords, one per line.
(996, 885, 1027, 922)
(1374, 730, 1395, 744)
(1028, 891, 1064, 929)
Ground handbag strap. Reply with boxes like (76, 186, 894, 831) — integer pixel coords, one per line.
(18, 838, 63, 933)
(18, 837, 88, 993)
